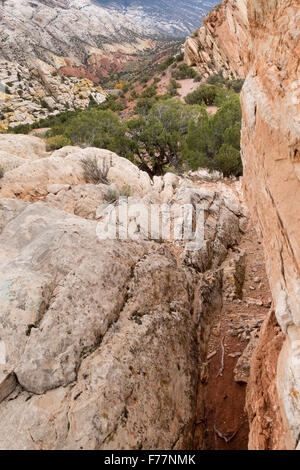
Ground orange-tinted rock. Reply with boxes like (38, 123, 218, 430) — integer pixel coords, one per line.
(246, 311, 288, 450)
(241, 0, 300, 449)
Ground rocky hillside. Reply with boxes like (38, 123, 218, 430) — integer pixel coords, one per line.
(0, 0, 185, 128)
(184, 0, 249, 79)
(0, 60, 106, 130)
(0, 135, 251, 449)
(0, 0, 190, 82)
(95, 0, 218, 37)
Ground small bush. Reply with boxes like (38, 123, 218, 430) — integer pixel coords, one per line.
(0, 166, 4, 179)
(194, 74, 202, 82)
(158, 56, 175, 72)
(227, 79, 244, 93)
(172, 63, 197, 80)
(206, 73, 226, 86)
(141, 85, 157, 99)
(81, 157, 110, 185)
(104, 184, 131, 203)
(215, 143, 242, 177)
(45, 135, 71, 151)
(176, 52, 184, 62)
(167, 79, 181, 97)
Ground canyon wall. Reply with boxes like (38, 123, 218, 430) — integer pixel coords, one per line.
(241, 0, 300, 450)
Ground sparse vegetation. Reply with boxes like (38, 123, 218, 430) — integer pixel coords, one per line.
(81, 157, 110, 185)
(167, 79, 181, 97)
(0, 166, 4, 179)
(6, 50, 243, 179)
(171, 63, 198, 80)
(104, 184, 132, 203)
(45, 135, 71, 151)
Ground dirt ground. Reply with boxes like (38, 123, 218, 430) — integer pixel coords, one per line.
(195, 223, 272, 450)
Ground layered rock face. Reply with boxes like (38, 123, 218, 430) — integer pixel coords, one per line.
(0, 135, 248, 449)
(0, 60, 106, 130)
(95, 0, 218, 37)
(184, 0, 249, 79)
(241, 0, 300, 450)
(0, 0, 154, 128)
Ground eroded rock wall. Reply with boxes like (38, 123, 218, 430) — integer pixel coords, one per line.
(241, 0, 300, 449)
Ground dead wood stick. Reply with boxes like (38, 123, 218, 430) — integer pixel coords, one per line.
(216, 336, 225, 378)
(214, 425, 239, 443)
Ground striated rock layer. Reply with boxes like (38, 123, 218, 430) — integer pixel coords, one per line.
(184, 0, 249, 79)
(241, 0, 300, 450)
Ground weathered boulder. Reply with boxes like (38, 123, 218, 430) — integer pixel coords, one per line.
(46, 184, 107, 219)
(0, 148, 153, 201)
(0, 198, 200, 449)
(0, 151, 31, 172)
(0, 134, 47, 159)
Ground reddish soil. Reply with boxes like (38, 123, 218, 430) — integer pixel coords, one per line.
(177, 78, 199, 101)
(194, 223, 272, 450)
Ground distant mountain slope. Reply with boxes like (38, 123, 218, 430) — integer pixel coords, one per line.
(95, 0, 219, 36)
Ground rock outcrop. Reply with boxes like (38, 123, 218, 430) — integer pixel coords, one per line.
(0, 135, 249, 449)
(0, 60, 106, 129)
(240, 0, 300, 450)
(184, 0, 249, 79)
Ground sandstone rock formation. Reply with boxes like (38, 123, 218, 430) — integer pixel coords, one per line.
(0, 0, 299, 451)
(0, 135, 248, 449)
(184, 0, 249, 79)
(240, 0, 300, 450)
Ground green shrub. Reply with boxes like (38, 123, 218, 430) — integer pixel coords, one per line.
(227, 79, 244, 93)
(171, 63, 197, 80)
(194, 74, 202, 82)
(167, 79, 181, 97)
(215, 144, 242, 176)
(184, 95, 242, 176)
(176, 52, 184, 62)
(134, 97, 157, 116)
(49, 109, 131, 158)
(158, 56, 175, 72)
(141, 85, 157, 99)
(0, 166, 4, 179)
(185, 85, 219, 106)
(45, 135, 71, 151)
(104, 184, 132, 203)
(206, 73, 226, 86)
